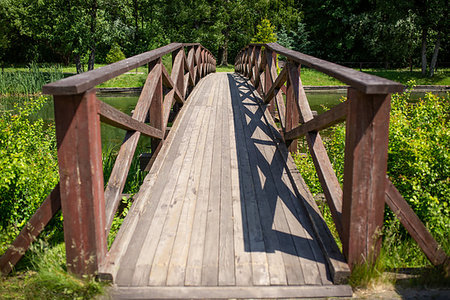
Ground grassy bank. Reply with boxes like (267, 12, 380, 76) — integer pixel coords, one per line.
(2, 63, 449, 91)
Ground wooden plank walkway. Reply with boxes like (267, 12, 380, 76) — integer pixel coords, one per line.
(100, 72, 352, 299)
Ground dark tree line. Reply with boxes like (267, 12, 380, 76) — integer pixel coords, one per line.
(0, 0, 447, 75)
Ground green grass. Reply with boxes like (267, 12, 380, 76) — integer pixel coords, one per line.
(216, 65, 235, 72)
(0, 243, 107, 300)
(364, 68, 450, 85)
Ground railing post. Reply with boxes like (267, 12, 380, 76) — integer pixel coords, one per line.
(342, 88, 391, 268)
(285, 61, 300, 153)
(53, 89, 107, 275)
(150, 59, 164, 153)
(264, 49, 277, 115)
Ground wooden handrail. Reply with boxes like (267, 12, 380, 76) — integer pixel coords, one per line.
(235, 43, 448, 270)
(39, 43, 216, 276)
(242, 43, 404, 94)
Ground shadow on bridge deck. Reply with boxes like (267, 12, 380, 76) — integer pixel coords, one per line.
(100, 72, 352, 299)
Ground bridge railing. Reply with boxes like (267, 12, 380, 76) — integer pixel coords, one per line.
(235, 43, 448, 270)
(0, 43, 216, 276)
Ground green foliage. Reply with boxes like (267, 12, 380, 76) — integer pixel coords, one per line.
(0, 63, 63, 95)
(105, 43, 126, 64)
(277, 21, 311, 54)
(387, 81, 449, 245)
(0, 96, 59, 252)
(294, 87, 450, 267)
(251, 18, 277, 44)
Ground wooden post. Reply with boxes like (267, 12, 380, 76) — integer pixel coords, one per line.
(150, 60, 164, 153)
(285, 62, 300, 153)
(265, 49, 278, 116)
(53, 89, 107, 275)
(342, 88, 391, 268)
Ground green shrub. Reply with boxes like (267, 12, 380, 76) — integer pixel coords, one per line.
(106, 44, 126, 64)
(0, 96, 59, 253)
(294, 84, 450, 266)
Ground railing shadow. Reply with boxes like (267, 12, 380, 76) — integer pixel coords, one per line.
(227, 73, 333, 269)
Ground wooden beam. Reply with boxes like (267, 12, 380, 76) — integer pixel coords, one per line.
(284, 101, 347, 140)
(264, 66, 287, 104)
(54, 89, 106, 275)
(104, 61, 162, 234)
(385, 178, 449, 267)
(285, 63, 300, 153)
(342, 88, 391, 267)
(98, 100, 163, 139)
(161, 65, 184, 104)
(286, 62, 344, 240)
(0, 184, 61, 275)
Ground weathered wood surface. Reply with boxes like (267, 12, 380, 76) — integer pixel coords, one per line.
(54, 89, 107, 275)
(0, 185, 61, 275)
(100, 73, 351, 298)
(342, 88, 391, 266)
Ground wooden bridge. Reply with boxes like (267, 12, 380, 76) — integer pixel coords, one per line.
(1, 43, 448, 299)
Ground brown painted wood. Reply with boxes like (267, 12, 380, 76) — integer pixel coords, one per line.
(171, 48, 185, 102)
(264, 66, 287, 105)
(286, 62, 344, 240)
(264, 43, 403, 94)
(285, 63, 300, 153)
(161, 65, 183, 104)
(342, 88, 391, 267)
(54, 89, 106, 275)
(0, 184, 61, 275)
(43, 43, 183, 95)
(385, 178, 449, 266)
(149, 69, 164, 153)
(104, 61, 162, 234)
(98, 100, 163, 139)
(284, 101, 347, 141)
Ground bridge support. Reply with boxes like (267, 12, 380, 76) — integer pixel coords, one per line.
(342, 88, 391, 267)
(54, 89, 107, 275)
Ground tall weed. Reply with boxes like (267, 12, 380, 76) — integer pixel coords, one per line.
(0, 63, 63, 96)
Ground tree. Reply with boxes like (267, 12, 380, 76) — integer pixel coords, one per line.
(251, 18, 277, 43)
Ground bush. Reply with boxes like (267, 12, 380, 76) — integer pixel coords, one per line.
(105, 44, 126, 64)
(294, 85, 450, 266)
(0, 96, 59, 253)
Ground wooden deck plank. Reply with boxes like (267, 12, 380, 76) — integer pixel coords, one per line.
(229, 79, 271, 286)
(109, 285, 353, 299)
(184, 80, 218, 286)
(165, 92, 213, 287)
(218, 74, 236, 286)
(235, 81, 302, 285)
(246, 73, 335, 285)
(127, 107, 201, 286)
(201, 76, 223, 286)
(113, 96, 202, 286)
(226, 74, 253, 287)
(147, 105, 206, 286)
(100, 77, 209, 281)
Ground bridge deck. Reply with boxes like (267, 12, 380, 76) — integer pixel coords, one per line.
(101, 73, 351, 298)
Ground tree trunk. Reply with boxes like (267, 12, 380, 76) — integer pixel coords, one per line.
(87, 0, 98, 71)
(74, 54, 83, 74)
(421, 27, 428, 76)
(88, 48, 96, 71)
(221, 38, 228, 66)
(429, 31, 441, 77)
